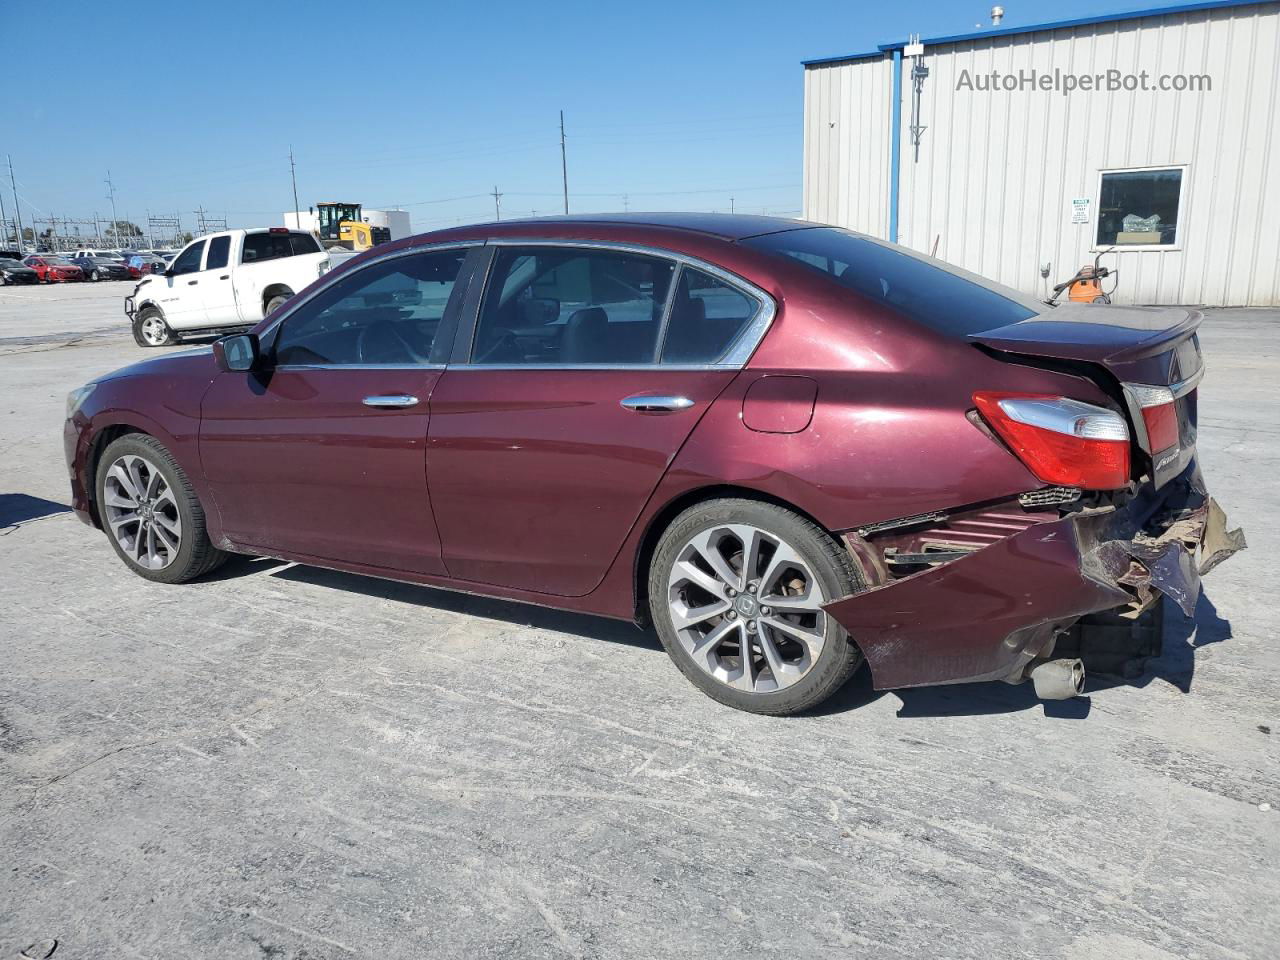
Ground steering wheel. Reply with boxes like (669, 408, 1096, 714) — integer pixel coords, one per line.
(475, 328, 520, 364)
(357, 319, 421, 364)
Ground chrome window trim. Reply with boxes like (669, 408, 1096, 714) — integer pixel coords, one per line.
(450, 363, 735, 372)
(477, 238, 777, 369)
(273, 363, 447, 372)
(258, 241, 483, 340)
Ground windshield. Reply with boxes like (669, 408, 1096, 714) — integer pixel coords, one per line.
(743, 227, 1043, 337)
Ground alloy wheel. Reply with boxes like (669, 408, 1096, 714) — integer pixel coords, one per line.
(667, 523, 827, 694)
(102, 454, 182, 570)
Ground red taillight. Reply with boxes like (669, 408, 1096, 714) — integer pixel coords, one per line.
(1126, 383, 1179, 452)
(973, 391, 1131, 490)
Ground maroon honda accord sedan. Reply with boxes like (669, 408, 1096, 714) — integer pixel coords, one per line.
(64, 214, 1242, 714)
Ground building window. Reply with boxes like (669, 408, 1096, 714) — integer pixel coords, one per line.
(1097, 167, 1184, 248)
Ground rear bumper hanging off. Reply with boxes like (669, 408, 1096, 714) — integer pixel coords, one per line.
(822, 467, 1245, 690)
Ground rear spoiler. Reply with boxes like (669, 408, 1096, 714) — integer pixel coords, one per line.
(968, 304, 1201, 365)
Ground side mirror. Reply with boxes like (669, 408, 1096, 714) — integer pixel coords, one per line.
(213, 333, 260, 373)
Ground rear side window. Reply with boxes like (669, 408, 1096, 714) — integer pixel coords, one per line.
(290, 233, 322, 256)
(243, 232, 317, 264)
(661, 268, 758, 363)
(205, 235, 231, 270)
(743, 227, 1040, 336)
(472, 247, 675, 365)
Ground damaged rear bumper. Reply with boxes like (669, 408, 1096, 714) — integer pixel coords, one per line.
(823, 467, 1246, 690)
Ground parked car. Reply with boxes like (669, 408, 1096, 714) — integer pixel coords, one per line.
(125, 253, 165, 278)
(68, 255, 131, 282)
(24, 255, 84, 283)
(63, 215, 1242, 714)
(0, 257, 40, 284)
(73, 249, 126, 262)
(124, 227, 328, 346)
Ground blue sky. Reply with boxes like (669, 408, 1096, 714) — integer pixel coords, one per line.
(7, 0, 1159, 234)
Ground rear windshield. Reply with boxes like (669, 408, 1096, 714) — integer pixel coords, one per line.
(743, 227, 1041, 336)
(242, 231, 322, 264)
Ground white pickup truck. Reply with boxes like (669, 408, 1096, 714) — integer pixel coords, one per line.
(124, 227, 329, 347)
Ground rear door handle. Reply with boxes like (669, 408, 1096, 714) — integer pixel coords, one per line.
(363, 394, 419, 409)
(620, 394, 695, 413)
(187, 280, 198, 286)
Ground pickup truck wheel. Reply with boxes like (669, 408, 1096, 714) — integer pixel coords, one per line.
(133, 308, 176, 348)
(265, 294, 291, 315)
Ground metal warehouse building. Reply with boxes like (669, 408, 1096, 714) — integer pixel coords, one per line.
(802, 0, 1280, 306)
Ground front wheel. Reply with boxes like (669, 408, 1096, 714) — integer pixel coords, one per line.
(648, 499, 865, 715)
(94, 433, 227, 583)
(91, 269, 100, 282)
(133, 307, 175, 347)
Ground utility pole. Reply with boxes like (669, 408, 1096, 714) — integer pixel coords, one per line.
(730, 197, 735, 214)
(0, 184, 8, 248)
(289, 146, 301, 228)
(491, 186, 502, 222)
(105, 170, 120, 245)
(8, 156, 26, 252)
(559, 110, 569, 214)
(622, 194, 629, 213)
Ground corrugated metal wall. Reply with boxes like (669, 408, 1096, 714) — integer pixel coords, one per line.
(802, 2, 1280, 306)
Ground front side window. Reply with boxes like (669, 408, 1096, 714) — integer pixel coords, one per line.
(661, 268, 759, 364)
(205, 235, 231, 270)
(472, 247, 675, 365)
(170, 240, 206, 276)
(273, 249, 468, 366)
(1097, 167, 1183, 247)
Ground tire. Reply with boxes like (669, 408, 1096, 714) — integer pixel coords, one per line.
(91, 269, 100, 282)
(648, 498, 865, 715)
(94, 433, 227, 584)
(265, 294, 290, 316)
(133, 307, 175, 347)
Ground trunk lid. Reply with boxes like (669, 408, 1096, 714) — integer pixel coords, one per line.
(970, 304, 1203, 488)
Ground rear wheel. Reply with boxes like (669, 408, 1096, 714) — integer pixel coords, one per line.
(265, 293, 291, 315)
(133, 307, 175, 347)
(94, 434, 227, 583)
(649, 498, 865, 715)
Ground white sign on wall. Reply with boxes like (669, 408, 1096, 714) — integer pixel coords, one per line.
(1071, 198, 1091, 224)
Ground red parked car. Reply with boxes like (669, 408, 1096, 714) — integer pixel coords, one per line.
(24, 255, 84, 283)
(62, 215, 1242, 714)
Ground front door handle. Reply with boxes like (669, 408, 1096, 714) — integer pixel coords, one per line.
(620, 394, 695, 413)
(187, 280, 198, 286)
(363, 394, 419, 409)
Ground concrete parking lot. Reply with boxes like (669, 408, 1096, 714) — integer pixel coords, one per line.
(1, 281, 1276, 959)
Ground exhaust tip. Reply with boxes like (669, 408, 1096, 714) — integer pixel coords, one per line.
(1026, 658, 1086, 700)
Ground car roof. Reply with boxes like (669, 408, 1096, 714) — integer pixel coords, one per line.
(479, 212, 808, 241)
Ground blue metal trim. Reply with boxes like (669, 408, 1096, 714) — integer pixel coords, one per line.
(888, 48, 902, 244)
(802, 0, 1269, 66)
